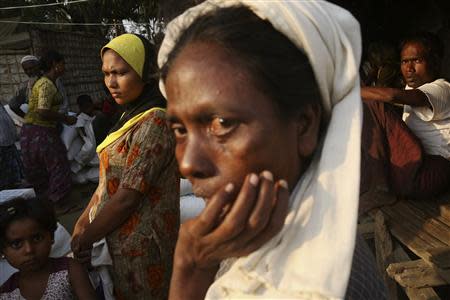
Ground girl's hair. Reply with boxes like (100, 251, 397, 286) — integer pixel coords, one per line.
(40, 49, 64, 73)
(0, 197, 57, 250)
(161, 5, 322, 119)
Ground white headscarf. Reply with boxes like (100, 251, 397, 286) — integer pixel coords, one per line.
(158, 1, 362, 299)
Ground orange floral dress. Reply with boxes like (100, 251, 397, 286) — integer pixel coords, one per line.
(91, 109, 179, 299)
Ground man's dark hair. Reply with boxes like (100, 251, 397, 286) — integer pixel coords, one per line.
(40, 49, 64, 73)
(161, 5, 322, 119)
(400, 32, 444, 78)
(0, 197, 57, 250)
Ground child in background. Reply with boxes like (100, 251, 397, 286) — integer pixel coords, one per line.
(0, 197, 97, 299)
(76, 94, 96, 117)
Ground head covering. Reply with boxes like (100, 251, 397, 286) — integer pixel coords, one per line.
(20, 55, 38, 64)
(158, 1, 362, 299)
(97, 33, 165, 153)
(101, 33, 146, 79)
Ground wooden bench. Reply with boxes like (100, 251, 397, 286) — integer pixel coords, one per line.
(362, 199, 450, 299)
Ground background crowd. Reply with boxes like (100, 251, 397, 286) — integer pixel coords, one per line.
(1, 0, 450, 299)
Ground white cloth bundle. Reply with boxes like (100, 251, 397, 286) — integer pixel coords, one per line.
(158, 0, 362, 299)
(61, 112, 99, 184)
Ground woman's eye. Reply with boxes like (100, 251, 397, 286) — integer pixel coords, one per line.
(171, 124, 187, 139)
(209, 117, 237, 136)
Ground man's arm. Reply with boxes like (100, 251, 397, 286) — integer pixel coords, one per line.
(361, 86, 430, 108)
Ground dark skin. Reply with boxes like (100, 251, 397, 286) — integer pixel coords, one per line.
(71, 188, 143, 264)
(165, 41, 322, 300)
(1, 218, 96, 299)
(16, 259, 97, 300)
(38, 60, 76, 125)
(361, 42, 436, 108)
(71, 49, 146, 264)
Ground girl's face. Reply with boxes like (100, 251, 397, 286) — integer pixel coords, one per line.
(102, 49, 145, 105)
(166, 41, 320, 201)
(2, 218, 53, 273)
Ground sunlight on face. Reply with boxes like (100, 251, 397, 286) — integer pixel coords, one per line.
(165, 42, 304, 201)
(102, 49, 145, 105)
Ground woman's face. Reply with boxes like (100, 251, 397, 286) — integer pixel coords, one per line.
(102, 49, 145, 105)
(166, 41, 319, 201)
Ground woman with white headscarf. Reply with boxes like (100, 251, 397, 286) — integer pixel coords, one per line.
(158, 1, 386, 299)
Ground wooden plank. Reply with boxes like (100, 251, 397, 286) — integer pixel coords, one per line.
(440, 203, 450, 221)
(395, 201, 450, 246)
(409, 201, 450, 227)
(405, 287, 441, 300)
(374, 211, 398, 300)
(381, 202, 449, 248)
(386, 259, 448, 288)
(391, 246, 442, 300)
(381, 208, 447, 251)
(357, 222, 374, 240)
(427, 247, 450, 268)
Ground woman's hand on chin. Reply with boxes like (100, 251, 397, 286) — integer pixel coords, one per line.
(169, 171, 289, 300)
(180, 171, 289, 268)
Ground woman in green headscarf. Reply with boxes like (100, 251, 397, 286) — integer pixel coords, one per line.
(72, 33, 180, 299)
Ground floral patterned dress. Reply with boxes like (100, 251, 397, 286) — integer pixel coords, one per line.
(90, 109, 180, 299)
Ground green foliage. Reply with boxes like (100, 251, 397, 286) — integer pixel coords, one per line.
(0, 0, 162, 37)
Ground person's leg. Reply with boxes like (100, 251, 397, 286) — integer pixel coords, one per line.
(408, 154, 450, 199)
(43, 128, 72, 204)
(361, 101, 450, 200)
(20, 125, 50, 197)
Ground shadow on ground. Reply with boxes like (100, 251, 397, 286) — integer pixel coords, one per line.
(57, 182, 97, 234)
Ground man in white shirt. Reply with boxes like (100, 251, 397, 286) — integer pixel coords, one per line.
(360, 32, 450, 212)
(9, 55, 41, 118)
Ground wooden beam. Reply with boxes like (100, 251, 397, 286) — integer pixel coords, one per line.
(391, 246, 442, 300)
(404, 287, 441, 300)
(357, 221, 375, 240)
(386, 259, 448, 288)
(374, 211, 398, 300)
(427, 247, 450, 268)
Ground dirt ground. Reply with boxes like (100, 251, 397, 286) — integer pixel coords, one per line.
(57, 182, 97, 234)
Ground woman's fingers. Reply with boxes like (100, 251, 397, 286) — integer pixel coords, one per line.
(247, 171, 275, 233)
(218, 179, 289, 257)
(177, 173, 289, 269)
(190, 183, 236, 236)
(211, 173, 260, 240)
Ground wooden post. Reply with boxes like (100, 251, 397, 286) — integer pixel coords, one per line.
(374, 210, 398, 300)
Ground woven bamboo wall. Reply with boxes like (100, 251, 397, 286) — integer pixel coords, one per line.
(31, 29, 107, 111)
(0, 49, 30, 105)
(0, 28, 107, 110)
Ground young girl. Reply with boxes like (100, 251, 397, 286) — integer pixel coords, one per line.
(0, 197, 97, 299)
